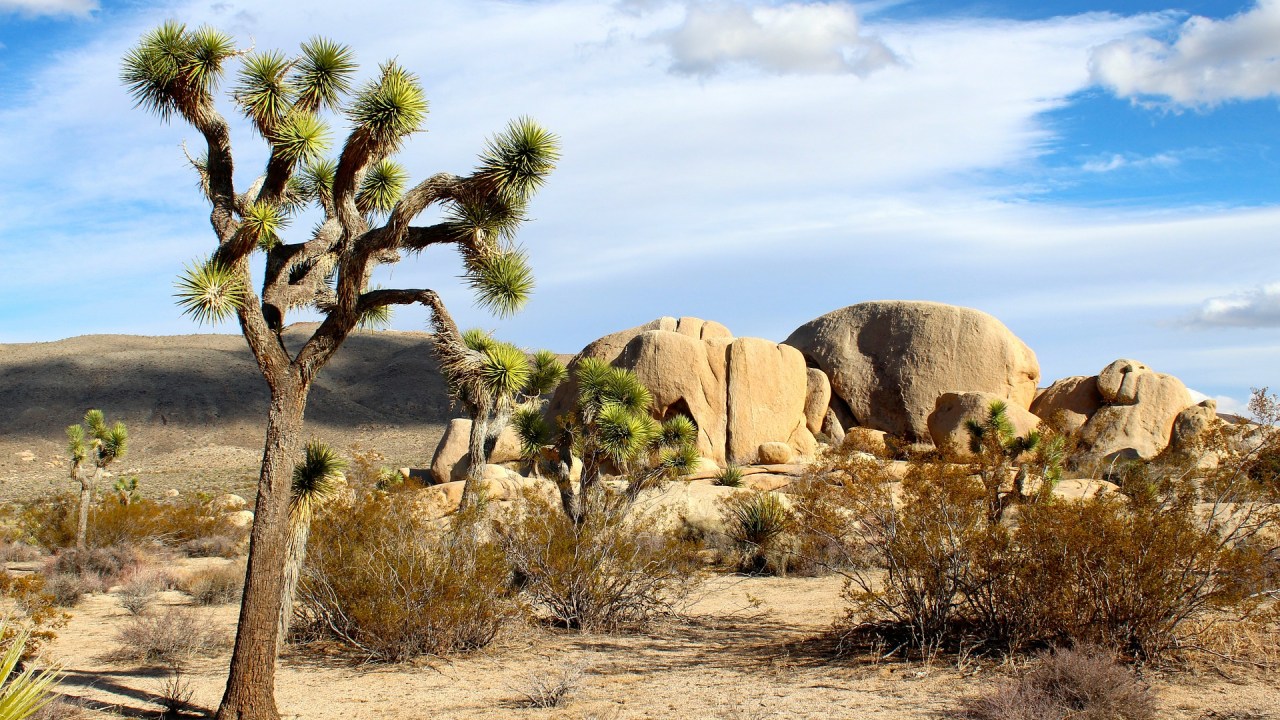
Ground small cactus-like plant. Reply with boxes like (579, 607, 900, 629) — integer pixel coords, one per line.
(712, 464, 744, 488)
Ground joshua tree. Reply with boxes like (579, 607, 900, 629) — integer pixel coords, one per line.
(278, 440, 345, 652)
(434, 327, 565, 509)
(965, 400, 1048, 522)
(514, 358, 699, 524)
(122, 24, 557, 720)
(66, 409, 128, 549)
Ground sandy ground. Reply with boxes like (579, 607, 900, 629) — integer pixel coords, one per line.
(34, 569, 1280, 720)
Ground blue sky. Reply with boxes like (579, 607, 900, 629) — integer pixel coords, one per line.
(1, 0, 1278, 413)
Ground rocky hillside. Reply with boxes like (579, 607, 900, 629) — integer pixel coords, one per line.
(1, 325, 458, 501)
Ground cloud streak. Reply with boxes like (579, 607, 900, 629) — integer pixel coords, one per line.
(0, 0, 97, 18)
(655, 1, 899, 76)
(1187, 283, 1280, 328)
(1090, 0, 1280, 106)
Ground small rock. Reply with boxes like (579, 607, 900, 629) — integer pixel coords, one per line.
(164, 488, 180, 498)
(225, 510, 255, 529)
(757, 442, 794, 465)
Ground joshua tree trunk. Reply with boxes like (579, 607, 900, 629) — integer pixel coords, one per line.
(74, 469, 94, 550)
(217, 377, 306, 720)
(459, 406, 490, 512)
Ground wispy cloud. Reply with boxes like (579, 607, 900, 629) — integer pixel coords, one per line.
(1186, 283, 1280, 328)
(652, 1, 899, 76)
(1188, 388, 1249, 416)
(0, 0, 97, 19)
(1080, 151, 1180, 173)
(1090, 0, 1280, 106)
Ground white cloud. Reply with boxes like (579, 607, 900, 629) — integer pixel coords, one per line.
(1090, 0, 1280, 106)
(655, 1, 899, 76)
(1187, 283, 1280, 328)
(1081, 151, 1180, 173)
(0, 0, 97, 18)
(1188, 388, 1249, 416)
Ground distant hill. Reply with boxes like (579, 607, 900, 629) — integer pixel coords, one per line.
(0, 325, 461, 502)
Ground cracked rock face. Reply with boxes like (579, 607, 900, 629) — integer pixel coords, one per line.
(784, 300, 1040, 442)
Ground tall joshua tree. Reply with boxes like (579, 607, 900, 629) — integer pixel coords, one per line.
(122, 24, 557, 720)
(66, 409, 128, 550)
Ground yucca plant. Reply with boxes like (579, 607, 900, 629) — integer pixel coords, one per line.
(65, 409, 128, 550)
(713, 464, 744, 488)
(122, 23, 558, 720)
(278, 440, 346, 651)
(965, 400, 1041, 522)
(514, 359, 700, 524)
(724, 492, 794, 574)
(0, 621, 61, 720)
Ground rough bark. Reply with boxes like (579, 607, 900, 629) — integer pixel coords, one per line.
(74, 468, 92, 550)
(216, 378, 306, 720)
(460, 411, 489, 511)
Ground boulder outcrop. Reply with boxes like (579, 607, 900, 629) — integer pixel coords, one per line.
(1030, 376, 1102, 434)
(1074, 359, 1193, 465)
(784, 301, 1040, 441)
(547, 317, 819, 465)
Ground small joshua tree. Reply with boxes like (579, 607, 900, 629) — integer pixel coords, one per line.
(278, 440, 345, 652)
(965, 400, 1041, 522)
(66, 409, 128, 549)
(433, 328, 565, 510)
(514, 358, 699, 524)
(122, 23, 558, 720)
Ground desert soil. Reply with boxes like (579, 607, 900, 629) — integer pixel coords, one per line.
(34, 567, 1280, 720)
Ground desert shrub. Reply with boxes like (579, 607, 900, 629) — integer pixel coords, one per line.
(511, 662, 585, 709)
(295, 494, 516, 661)
(113, 607, 226, 666)
(50, 544, 142, 583)
(722, 492, 794, 575)
(800, 416, 1279, 659)
(0, 542, 43, 563)
(39, 573, 99, 608)
(118, 568, 173, 615)
(29, 698, 93, 720)
(178, 562, 244, 606)
(0, 572, 69, 661)
(21, 494, 246, 554)
(712, 465, 744, 488)
(966, 647, 1155, 720)
(498, 493, 700, 631)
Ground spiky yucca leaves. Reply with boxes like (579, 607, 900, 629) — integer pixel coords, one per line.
(480, 341, 533, 401)
(280, 441, 346, 650)
(234, 50, 293, 133)
(528, 350, 567, 396)
(121, 21, 236, 122)
(465, 250, 535, 319)
(66, 424, 86, 468)
(242, 201, 290, 251)
(356, 159, 408, 216)
(479, 116, 561, 202)
(347, 61, 428, 150)
(271, 112, 331, 165)
(174, 259, 247, 325)
(513, 406, 553, 463)
(356, 303, 392, 330)
(0, 621, 61, 720)
(291, 37, 355, 113)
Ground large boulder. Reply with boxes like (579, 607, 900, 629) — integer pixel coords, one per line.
(927, 391, 1041, 459)
(1030, 376, 1102, 434)
(784, 301, 1040, 442)
(1171, 399, 1219, 451)
(1075, 360, 1193, 465)
(725, 338, 815, 463)
(430, 418, 523, 484)
(550, 317, 816, 465)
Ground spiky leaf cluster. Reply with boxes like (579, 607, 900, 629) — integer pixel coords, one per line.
(479, 116, 561, 202)
(348, 61, 427, 150)
(174, 258, 247, 325)
(292, 440, 346, 515)
(121, 21, 236, 122)
(356, 159, 408, 215)
(67, 409, 128, 470)
(465, 250, 534, 319)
